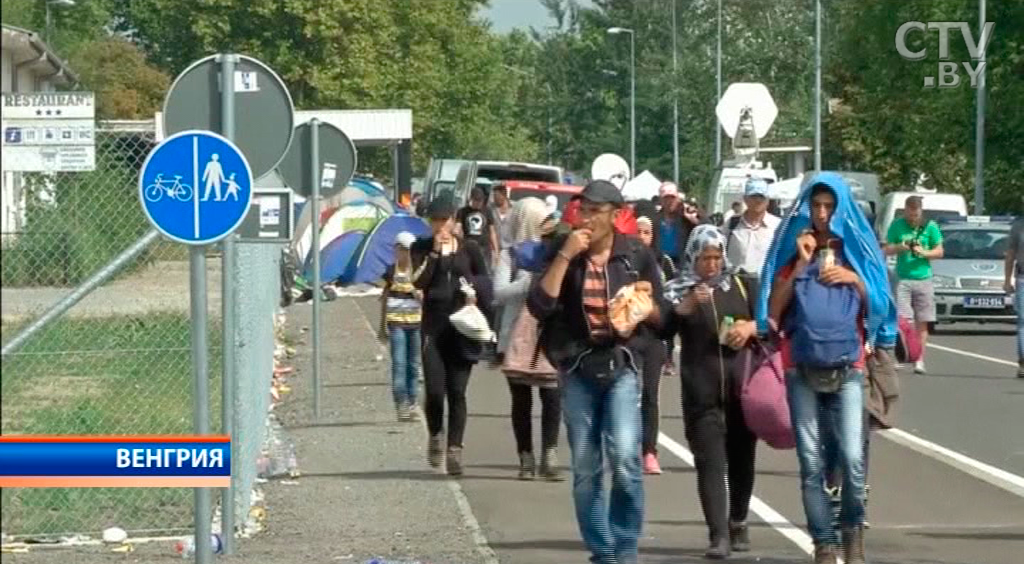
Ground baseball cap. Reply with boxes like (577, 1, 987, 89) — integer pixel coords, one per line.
(395, 231, 417, 249)
(744, 177, 770, 198)
(659, 182, 679, 199)
(580, 180, 624, 206)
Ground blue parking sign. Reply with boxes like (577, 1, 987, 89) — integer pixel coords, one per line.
(139, 130, 253, 245)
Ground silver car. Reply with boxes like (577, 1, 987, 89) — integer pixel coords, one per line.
(931, 218, 1016, 323)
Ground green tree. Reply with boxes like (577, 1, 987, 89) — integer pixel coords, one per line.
(113, 0, 538, 177)
(69, 39, 170, 119)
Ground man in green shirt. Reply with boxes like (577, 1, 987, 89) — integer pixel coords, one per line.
(885, 196, 944, 374)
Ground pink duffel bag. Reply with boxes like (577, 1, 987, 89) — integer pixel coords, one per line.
(741, 342, 796, 450)
(895, 316, 922, 363)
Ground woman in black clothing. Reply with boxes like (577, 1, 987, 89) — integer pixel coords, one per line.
(664, 224, 760, 560)
(411, 198, 489, 476)
(634, 215, 677, 475)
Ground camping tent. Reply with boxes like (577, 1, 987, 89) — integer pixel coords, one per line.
(340, 213, 430, 285)
(622, 170, 662, 201)
(295, 201, 389, 268)
(338, 185, 395, 214)
(307, 230, 366, 282)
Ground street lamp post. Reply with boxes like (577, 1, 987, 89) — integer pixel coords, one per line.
(672, 0, 679, 185)
(45, 0, 76, 45)
(814, 0, 822, 171)
(974, 0, 987, 215)
(715, 0, 722, 168)
(608, 27, 636, 176)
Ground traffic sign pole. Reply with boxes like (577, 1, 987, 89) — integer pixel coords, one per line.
(189, 245, 212, 564)
(218, 53, 238, 557)
(311, 119, 322, 420)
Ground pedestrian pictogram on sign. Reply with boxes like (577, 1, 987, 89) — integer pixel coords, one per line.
(138, 130, 253, 245)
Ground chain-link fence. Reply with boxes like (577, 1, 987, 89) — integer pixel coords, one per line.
(1, 121, 281, 541)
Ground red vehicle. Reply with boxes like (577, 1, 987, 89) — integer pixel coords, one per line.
(501, 180, 582, 211)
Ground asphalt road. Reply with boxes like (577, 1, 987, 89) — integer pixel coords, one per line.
(353, 299, 1023, 564)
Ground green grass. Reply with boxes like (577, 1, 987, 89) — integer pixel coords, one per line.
(0, 314, 222, 536)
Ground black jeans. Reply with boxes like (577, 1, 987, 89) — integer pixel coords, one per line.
(640, 339, 666, 455)
(422, 329, 474, 447)
(507, 382, 561, 453)
(683, 400, 758, 541)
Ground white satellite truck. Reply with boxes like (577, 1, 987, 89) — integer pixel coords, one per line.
(706, 83, 780, 216)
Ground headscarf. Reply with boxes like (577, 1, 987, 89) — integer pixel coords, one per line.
(508, 197, 549, 245)
(755, 172, 898, 348)
(664, 224, 737, 303)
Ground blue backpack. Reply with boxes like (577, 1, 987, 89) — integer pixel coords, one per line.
(786, 260, 862, 368)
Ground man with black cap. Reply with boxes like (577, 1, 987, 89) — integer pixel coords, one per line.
(528, 179, 669, 564)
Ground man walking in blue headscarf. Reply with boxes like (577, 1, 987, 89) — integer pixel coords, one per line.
(757, 172, 897, 564)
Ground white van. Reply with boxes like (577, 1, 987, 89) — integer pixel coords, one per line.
(875, 191, 968, 240)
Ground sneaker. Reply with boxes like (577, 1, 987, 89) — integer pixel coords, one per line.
(446, 446, 463, 476)
(643, 453, 662, 475)
(914, 360, 926, 374)
(396, 403, 411, 422)
(539, 447, 563, 481)
(814, 544, 838, 564)
(1018, 360, 1024, 378)
(408, 404, 422, 422)
(517, 452, 536, 480)
(427, 434, 444, 468)
(729, 521, 750, 552)
(704, 537, 730, 560)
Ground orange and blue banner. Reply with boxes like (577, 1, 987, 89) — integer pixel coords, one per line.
(0, 435, 230, 488)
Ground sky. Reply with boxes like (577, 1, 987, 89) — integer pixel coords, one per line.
(482, 0, 596, 33)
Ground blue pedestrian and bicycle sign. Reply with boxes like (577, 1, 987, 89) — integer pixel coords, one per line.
(139, 130, 253, 245)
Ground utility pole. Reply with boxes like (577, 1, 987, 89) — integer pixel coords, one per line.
(672, 0, 680, 185)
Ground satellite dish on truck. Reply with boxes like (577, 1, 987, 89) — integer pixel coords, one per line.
(706, 83, 780, 215)
(591, 153, 631, 190)
(715, 82, 778, 166)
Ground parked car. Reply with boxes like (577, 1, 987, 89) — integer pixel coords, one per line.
(930, 216, 1016, 324)
(502, 180, 581, 210)
(876, 190, 968, 241)
(450, 161, 565, 207)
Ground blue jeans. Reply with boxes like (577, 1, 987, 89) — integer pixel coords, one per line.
(1015, 284, 1023, 361)
(561, 367, 644, 564)
(388, 324, 421, 406)
(786, 368, 866, 546)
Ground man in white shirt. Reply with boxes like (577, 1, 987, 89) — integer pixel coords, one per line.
(723, 177, 780, 279)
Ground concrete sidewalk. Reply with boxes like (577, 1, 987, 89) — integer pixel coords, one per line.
(230, 296, 495, 563)
(4, 296, 495, 563)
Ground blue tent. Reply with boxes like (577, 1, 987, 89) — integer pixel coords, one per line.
(340, 213, 430, 285)
(307, 230, 366, 283)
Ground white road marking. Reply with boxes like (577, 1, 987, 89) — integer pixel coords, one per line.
(353, 297, 500, 564)
(657, 432, 817, 557)
(927, 343, 1017, 367)
(880, 429, 1024, 499)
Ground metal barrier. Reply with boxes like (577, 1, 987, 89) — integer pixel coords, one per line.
(0, 121, 281, 542)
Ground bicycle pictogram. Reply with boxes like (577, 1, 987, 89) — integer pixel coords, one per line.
(144, 173, 194, 202)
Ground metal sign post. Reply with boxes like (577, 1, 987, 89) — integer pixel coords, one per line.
(163, 53, 294, 558)
(138, 129, 253, 564)
(217, 53, 238, 557)
(310, 120, 322, 419)
(277, 120, 357, 419)
(188, 245, 211, 564)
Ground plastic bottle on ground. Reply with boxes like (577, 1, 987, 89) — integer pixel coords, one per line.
(174, 534, 223, 558)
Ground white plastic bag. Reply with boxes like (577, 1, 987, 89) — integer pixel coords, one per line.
(449, 304, 495, 342)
